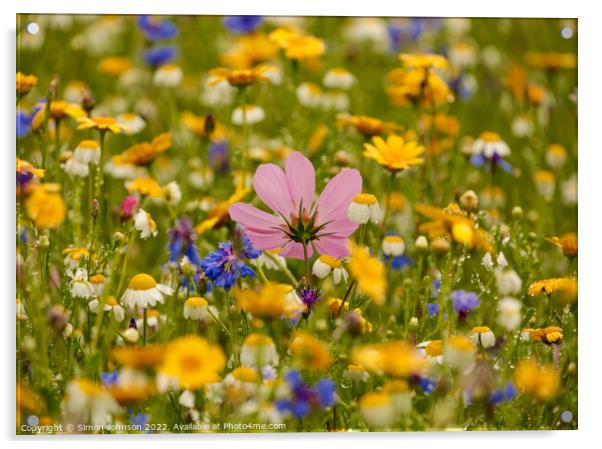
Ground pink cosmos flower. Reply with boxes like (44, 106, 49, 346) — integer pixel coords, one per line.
(228, 151, 362, 259)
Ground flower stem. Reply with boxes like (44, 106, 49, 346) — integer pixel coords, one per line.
(302, 241, 312, 286)
(142, 308, 148, 346)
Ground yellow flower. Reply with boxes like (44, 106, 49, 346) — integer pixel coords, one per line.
(528, 277, 577, 297)
(181, 112, 227, 141)
(387, 68, 451, 107)
(32, 101, 86, 129)
(363, 134, 425, 172)
(399, 53, 449, 70)
(269, 28, 325, 61)
(514, 359, 560, 401)
(158, 335, 226, 390)
(527, 326, 564, 345)
(233, 282, 292, 318)
(77, 116, 128, 134)
(289, 331, 333, 370)
(99, 57, 133, 76)
(16, 158, 45, 180)
(336, 113, 402, 136)
(546, 233, 578, 257)
(220, 33, 279, 68)
(119, 132, 172, 166)
(348, 242, 386, 305)
(524, 52, 577, 70)
(351, 341, 425, 377)
(415, 203, 493, 252)
(16, 72, 38, 95)
(25, 184, 66, 229)
(111, 345, 164, 369)
(208, 65, 270, 87)
(126, 177, 165, 199)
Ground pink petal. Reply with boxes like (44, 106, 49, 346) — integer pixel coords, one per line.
(314, 236, 351, 259)
(315, 168, 362, 225)
(229, 202, 283, 229)
(279, 241, 313, 260)
(253, 163, 293, 218)
(321, 217, 359, 238)
(243, 228, 287, 250)
(285, 151, 315, 213)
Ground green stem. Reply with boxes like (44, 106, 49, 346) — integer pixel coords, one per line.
(142, 308, 148, 345)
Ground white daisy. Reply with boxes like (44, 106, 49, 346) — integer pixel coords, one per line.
(312, 255, 348, 284)
(134, 208, 158, 239)
(231, 104, 265, 126)
(120, 273, 173, 309)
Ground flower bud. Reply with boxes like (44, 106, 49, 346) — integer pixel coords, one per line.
(459, 190, 478, 212)
(415, 235, 428, 251)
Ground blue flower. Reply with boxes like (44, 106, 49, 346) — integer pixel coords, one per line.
(17, 107, 40, 138)
(426, 303, 439, 317)
(129, 412, 149, 430)
(138, 16, 178, 41)
(223, 16, 262, 34)
(488, 382, 517, 405)
(101, 369, 118, 386)
(384, 254, 413, 270)
(470, 153, 513, 173)
(315, 378, 336, 407)
(143, 46, 177, 66)
(417, 377, 436, 395)
(168, 218, 201, 266)
(451, 290, 480, 314)
(276, 371, 336, 418)
(431, 279, 441, 298)
(200, 233, 259, 291)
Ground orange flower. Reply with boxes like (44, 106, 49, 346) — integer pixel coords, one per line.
(289, 331, 333, 370)
(546, 233, 577, 257)
(336, 113, 402, 136)
(119, 132, 172, 166)
(514, 359, 560, 401)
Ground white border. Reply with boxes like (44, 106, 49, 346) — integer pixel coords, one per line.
(3, 0, 602, 447)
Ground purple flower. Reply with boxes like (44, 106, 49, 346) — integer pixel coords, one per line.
(275, 371, 336, 418)
(143, 46, 177, 66)
(426, 303, 439, 317)
(488, 382, 517, 405)
(298, 287, 321, 311)
(451, 290, 480, 315)
(208, 140, 229, 173)
(168, 218, 200, 266)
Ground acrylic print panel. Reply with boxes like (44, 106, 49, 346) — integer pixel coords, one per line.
(16, 14, 577, 434)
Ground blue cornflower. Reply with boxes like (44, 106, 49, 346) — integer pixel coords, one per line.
(168, 218, 201, 266)
(138, 16, 178, 41)
(449, 73, 476, 100)
(129, 412, 149, 431)
(488, 382, 517, 406)
(298, 287, 321, 311)
(101, 369, 118, 386)
(223, 16, 262, 34)
(470, 133, 513, 173)
(208, 140, 229, 173)
(451, 290, 480, 314)
(143, 46, 177, 67)
(431, 279, 442, 298)
(276, 371, 336, 418)
(385, 254, 413, 270)
(200, 233, 259, 290)
(426, 303, 439, 317)
(17, 109, 38, 138)
(417, 377, 437, 395)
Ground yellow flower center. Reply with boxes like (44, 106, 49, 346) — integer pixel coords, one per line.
(360, 391, 391, 408)
(353, 193, 378, 205)
(185, 296, 208, 308)
(448, 335, 474, 351)
(231, 367, 258, 383)
(106, 296, 118, 306)
(472, 326, 491, 334)
(318, 254, 342, 268)
(89, 274, 105, 284)
(383, 235, 403, 244)
(128, 273, 157, 291)
(243, 333, 274, 347)
(479, 131, 501, 142)
(78, 140, 100, 150)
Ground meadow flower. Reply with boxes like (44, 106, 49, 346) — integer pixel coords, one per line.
(546, 144, 568, 169)
(546, 233, 578, 258)
(163, 181, 182, 205)
(105, 156, 148, 180)
(235, 282, 296, 319)
(116, 112, 146, 135)
(25, 184, 67, 229)
(89, 296, 125, 322)
(347, 193, 381, 224)
(488, 382, 517, 406)
(289, 331, 333, 371)
(382, 235, 405, 256)
(443, 335, 476, 370)
(323, 67, 356, 90)
(99, 57, 133, 76)
(387, 66, 452, 107)
(183, 296, 208, 320)
(143, 46, 177, 67)
(134, 208, 158, 239)
(495, 268, 522, 296)
(312, 255, 348, 284)
(119, 132, 172, 166)
(77, 116, 128, 134)
(208, 65, 270, 87)
(363, 134, 425, 172)
(69, 268, 95, 299)
(231, 104, 265, 126)
(533, 170, 556, 200)
(168, 218, 201, 266)
(121, 273, 173, 309)
(153, 63, 183, 86)
(383, 380, 413, 415)
(470, 326, 496, 348)
(158, 335, 226, 390)
(275, 371, 336, 419)
(223, 16, 262, 34)
(201, 233, 259, 290)
(348, 243, 386, 304)
(470, 132, 512, 172)
(181, 112, 227, 140)
(252, 248, 287, 272)
(16, 158, 44, 186)
(137, 15, 178, 41)
(527, 326, 564, 345)
(451, 290, 480, 315)
(62, 379, 121, 427)
(514, 359, 560, 401)
(336, 113, 401, 136)
(358, 391, 394, 428)
(298, 286, 321, 311)
(351, 341, 425, 377)
(16, 72, 38, 96)
(296, 82, 323, 108)
(528, 277, 577, 297)
(497, 297, 522, 331)
(229, 151, 362, 259)
(241, 333, 279, 368)
(126, 177, 165, 200)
